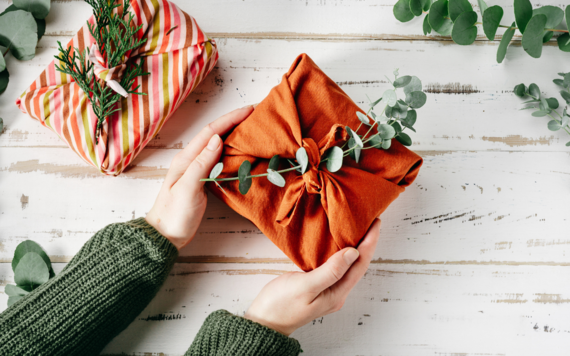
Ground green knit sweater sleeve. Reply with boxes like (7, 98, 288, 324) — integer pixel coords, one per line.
(0, 218, 178, 356)
(186, 310, 302, 356)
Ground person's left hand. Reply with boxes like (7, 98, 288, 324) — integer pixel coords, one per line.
(145, 105, 254, 250)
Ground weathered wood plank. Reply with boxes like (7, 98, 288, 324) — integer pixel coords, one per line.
(1, 148, 568, 264)
(1, 262, 569, 356)
(2, 37, 570, 152)
(0, 0, 565, 40)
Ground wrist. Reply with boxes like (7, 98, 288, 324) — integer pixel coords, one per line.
(243, 310, 294, 336)
(144, 214, 186, 251)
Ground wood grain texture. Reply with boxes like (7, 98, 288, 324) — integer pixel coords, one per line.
(1, 0, 569, 354)
(2, 262, 570, 356)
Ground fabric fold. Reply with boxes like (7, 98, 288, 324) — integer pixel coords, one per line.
(207, 54, 423, 271)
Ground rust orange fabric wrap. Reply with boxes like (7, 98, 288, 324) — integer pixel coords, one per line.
(206, 54, 423, 271)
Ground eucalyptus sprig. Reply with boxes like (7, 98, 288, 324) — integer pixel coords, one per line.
(54, 0, 149, 142)
(514, 74, 570, 146)
(5, 240, 55, 307)
(202, 70, 427, 195)
(394, 0, 570, 63)
(0, 0, 51, 94)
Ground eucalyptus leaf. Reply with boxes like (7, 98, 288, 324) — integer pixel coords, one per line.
(563, 73, 570, 88)
(378, 124, 396, 139)
(396, 132, 413, 146)
(393, 75, 412, 88)
(452, 11, 478, 45)
(347, 126, 364, 148)
(429, 0, 453, 36)
(5, 284, 29, 297)
(267, 169, 286, 187)
(482, 6, 503, 40)
(0, 10, 38, 61)
(547, 120, 562, 131)
(560, 90, 570, 104)
(385, 105, 393, 118)
(566, 141, 570, 147)
(546, 97, 559, 109)
(394, 0, 415, 22)
(449, 0, 473, 22)
(12, 240, 53, 277)
(529, 83, 540, 99)
(405, 91, 427, 108)
(522, 14, 547, 58)
(423, 15, 432, 35)
(513, 83, 526, 97)
(370, 97, 382, 108)
(391, 121, 403, 134)
(8, 295, 25, 307)
(13, 0, 51, 19)
(0, 51, 4, 72)
(0, 68, 9, 94)
(558, 33, 570, 52)
(561, 115, 570, 127)
(496, 22, 516, 63)
(533, 6, 564, 29)
(403, 109, 417, 127)
(368, 135, 382, 148)
(382, 89, 398, 107)
(477, 0, 488, 14)
(296, 147, 309, 174)
(542, 31, 553, 43)
(14, 252, 49, 290)
(382, 139, 392, 150)
(532, 110, 549, 117)
(209, 162, 223, 179)
(514, 0, 533, 34)
(0, 117, 3, 133)
(403, 76, 422, 96)
(268, 155, 280, 171)
(356, 111, 370, 125)
(238, 160, 252, 195)
(410, 0, 423, 17)
(0, 4, 45, 40)
(323, 146, 343, 173)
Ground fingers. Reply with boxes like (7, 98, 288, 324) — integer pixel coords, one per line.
(305, 247, 360, 295)
(177, 134, 223, 195)
(164, 105, 254, 187)
(329, 219, 381, 299)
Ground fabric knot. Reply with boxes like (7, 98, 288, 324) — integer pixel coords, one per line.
(88, 44, 129, 97)
(302, 138, 322, 194)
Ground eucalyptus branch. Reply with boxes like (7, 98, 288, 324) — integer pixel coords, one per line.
(394, 0, 570, 63)
(204, 70, 428, 195)
(54, 0, 149, 143)
(514, 75, 570, 145)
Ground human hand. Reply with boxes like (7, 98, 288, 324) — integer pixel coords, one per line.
(145, 105, 254, 250)
(244, 219, 381, 336)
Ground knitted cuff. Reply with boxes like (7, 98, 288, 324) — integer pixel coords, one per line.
(123, 217, 179, 265)
(186, 310, 302, 356)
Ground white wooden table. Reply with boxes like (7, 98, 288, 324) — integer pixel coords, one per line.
(1, 0, 570, 355)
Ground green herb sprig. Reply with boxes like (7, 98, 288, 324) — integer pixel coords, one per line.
(393, 0, 570, 63)
(0, 0, 51, 94)
(514, 74, 570, 146)
(202, 71, 427, 195)
(54, 0, 149, 142)
(5, 240, 55, 307)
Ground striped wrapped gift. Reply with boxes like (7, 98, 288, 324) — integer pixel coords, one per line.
(16, 0, 218, 175)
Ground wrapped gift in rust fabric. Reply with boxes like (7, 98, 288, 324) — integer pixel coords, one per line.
(207, 54, 423, 271)
(17, 0, 218, 175)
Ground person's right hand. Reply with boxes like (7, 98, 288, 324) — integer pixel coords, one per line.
(244, 219, 381, 336)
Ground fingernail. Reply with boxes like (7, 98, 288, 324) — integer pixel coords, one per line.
(241, 104, 253, 109)
(343, 248, 359, 265)
(207, 134, 221, 151)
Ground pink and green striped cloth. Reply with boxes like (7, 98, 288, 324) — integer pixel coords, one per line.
(17, 0, 218, 175)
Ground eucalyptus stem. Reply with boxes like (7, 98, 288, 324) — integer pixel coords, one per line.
(201, 165, 301, 182)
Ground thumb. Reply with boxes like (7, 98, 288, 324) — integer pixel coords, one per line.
(178, 134, 223, 194)
(305, 247, 360, 294)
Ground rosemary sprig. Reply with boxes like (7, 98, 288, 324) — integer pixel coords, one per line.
(54, 0, 149, 143)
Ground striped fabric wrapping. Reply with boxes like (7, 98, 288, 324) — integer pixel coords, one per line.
(16, 0, 218, 175)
